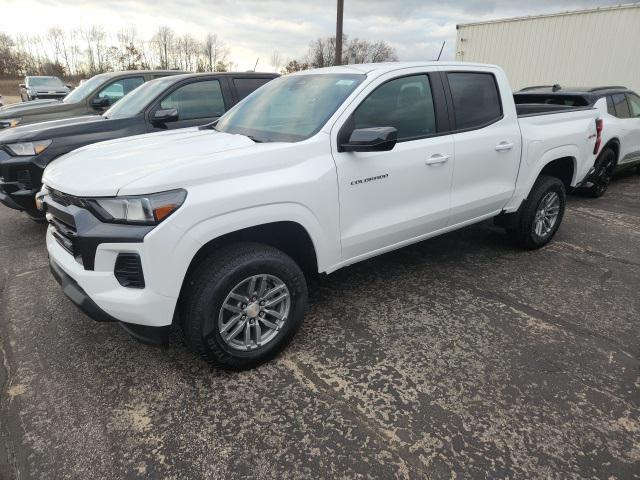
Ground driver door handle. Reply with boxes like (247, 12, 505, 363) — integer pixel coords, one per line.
(425, 154, 450, 166)
(495, 141, 514, 152)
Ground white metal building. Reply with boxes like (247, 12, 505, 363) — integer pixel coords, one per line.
(455, 3, 640, 93)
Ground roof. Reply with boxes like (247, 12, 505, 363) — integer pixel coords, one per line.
(97, 70, 187, 78)
(294, 61, 498, 76)
(515, 86, 631, 97)
(457, 2, 640, 28)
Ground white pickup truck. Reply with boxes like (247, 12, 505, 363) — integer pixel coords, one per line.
(40, 62, 601, 369)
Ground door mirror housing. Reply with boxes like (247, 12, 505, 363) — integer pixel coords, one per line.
(340, 127, 398, 152)
(152, 108, 179, 124)
(19, 84, 25, 89)
(66, 84, 74, 90)
(91, 97, 111, 109)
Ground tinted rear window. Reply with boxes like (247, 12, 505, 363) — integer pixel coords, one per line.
(233, 78, 273, 100)
(611, 94, 631, 118)
(514, 94, 590, 107)
(447, 72, 502, 130)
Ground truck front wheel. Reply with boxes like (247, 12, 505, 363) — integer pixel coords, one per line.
(507, 175, 566, 250)
(181, 242, 308, 370)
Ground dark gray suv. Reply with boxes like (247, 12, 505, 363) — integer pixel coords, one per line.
(1, 70, 184, 129)
(19, 76, 71, 102)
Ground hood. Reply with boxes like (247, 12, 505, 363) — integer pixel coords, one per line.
(43, 128, 257, 196)
(0, 115, 105, 143)
(0, 100, 77, 119)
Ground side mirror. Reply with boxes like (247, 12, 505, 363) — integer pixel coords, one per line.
(152, 108, 179, 124)
(340, 127, 398, 152)
(91, 97, 111, 109)
(66, 84, 74, 89)
(19, 84, 25, 88)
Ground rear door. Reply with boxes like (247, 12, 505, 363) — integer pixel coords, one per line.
(231, 76, 276, 102)
(624, 93, 640, 164)
(443, 70, 522, 225)
(147, 78, 231, 131)
(332, 70, 454, 261)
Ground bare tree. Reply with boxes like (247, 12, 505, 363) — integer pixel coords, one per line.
(304, 35, 397, 68)
(152, 25, 174, 70)
(203, 33, 228, 72)
(270, 50, 282, 73)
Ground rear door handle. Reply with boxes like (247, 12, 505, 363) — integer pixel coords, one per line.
(425, 154, 450, 166)
(495, 141, 514, 152)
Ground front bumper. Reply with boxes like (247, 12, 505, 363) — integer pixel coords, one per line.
(0, 153, 41, 214)
(46, 226, 178, 328)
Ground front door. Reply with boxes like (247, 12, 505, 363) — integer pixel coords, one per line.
(332, 73, 454, 261)
(149, 79, 227, 131)
(624, 93, 640, 164)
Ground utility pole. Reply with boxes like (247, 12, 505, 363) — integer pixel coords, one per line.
(335, 0, 344, 66)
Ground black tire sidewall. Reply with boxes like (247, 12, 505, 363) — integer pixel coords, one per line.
(587, 149, 616, 197)
(185, 245, 307, 368)
(523, 178, 566, 248)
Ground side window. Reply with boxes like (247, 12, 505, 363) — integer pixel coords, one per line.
(353, 75, 436, 141)
(98, 77, 144, 103)
(160, 80, 225, 120)
(606, 96, 617, 116)
(447, 72, 502, 130)
(612, 93, 631, 119)
(627, 93, 640, 118)
(233, 78, 272, 100)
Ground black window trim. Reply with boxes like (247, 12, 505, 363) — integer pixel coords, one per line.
(441, 70, 505, 134)
(337, 71, 451, 150)
(146, 76, 230, 123)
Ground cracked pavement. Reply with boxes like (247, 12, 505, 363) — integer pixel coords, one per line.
(0, 172, 639, 479)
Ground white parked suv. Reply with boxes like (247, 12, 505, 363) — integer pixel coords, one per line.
(40, 62, 601, 369)
(515, 85, 640, 196)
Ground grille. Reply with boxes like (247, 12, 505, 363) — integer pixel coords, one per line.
(114, 253, 145, 289)
(16, 169, 33, 190)
(49, 215, 77, 256)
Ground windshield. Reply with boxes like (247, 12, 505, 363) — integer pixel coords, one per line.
(215, 73, 365, 142)
(63, 74, 108, 104)
(28, 77, 65, 88)
(104, 77, 174, 119)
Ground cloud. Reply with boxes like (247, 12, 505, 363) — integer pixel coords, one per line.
(0, 0, 624, 69)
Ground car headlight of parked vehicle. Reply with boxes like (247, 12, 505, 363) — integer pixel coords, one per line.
(85, 189, 187, 225)
(6, 140, 52, 156)
(0, 118, 22, 128)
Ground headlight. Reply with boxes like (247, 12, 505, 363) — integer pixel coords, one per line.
(6, 140, 52, 156)
(86, 189, 187, 225)
(0, 118, 21, 128)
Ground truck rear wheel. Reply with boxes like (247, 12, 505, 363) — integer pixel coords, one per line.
(507, 175, 566, 250)
(180, 242, 308, 370)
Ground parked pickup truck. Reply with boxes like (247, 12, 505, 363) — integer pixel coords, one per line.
(40, 62, 600, 369)
(0, 70, 183, 129)
(0, 72, 277, 219)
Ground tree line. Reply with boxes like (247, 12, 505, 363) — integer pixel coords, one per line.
(0, 26, 231, 78)
(0, 26, 398, 79)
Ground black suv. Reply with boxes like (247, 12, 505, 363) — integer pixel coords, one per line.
(0, 72, 278, 218)
(0, 70, 183, 129)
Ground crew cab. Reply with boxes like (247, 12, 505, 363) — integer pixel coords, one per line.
(0, 70, 183, 130)
(19, 76, 72, 102)
(40, 62, 600, 370)
(0, 72, 277, 219)
(515, 85, 640, 196)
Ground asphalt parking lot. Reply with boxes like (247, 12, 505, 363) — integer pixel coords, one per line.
(1, 172, 639, 480)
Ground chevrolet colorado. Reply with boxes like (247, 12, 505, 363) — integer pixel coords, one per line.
(0, 72, 277, 219)
(19, 76, 72, 102)
(40, 62, 601, 369)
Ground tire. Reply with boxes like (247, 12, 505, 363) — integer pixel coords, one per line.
(582, 148, 616, 198)
(180, 242, 308, 370)
(507, 175, 566, 250)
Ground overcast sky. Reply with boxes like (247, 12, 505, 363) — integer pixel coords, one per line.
(0, 0, 624, 70)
